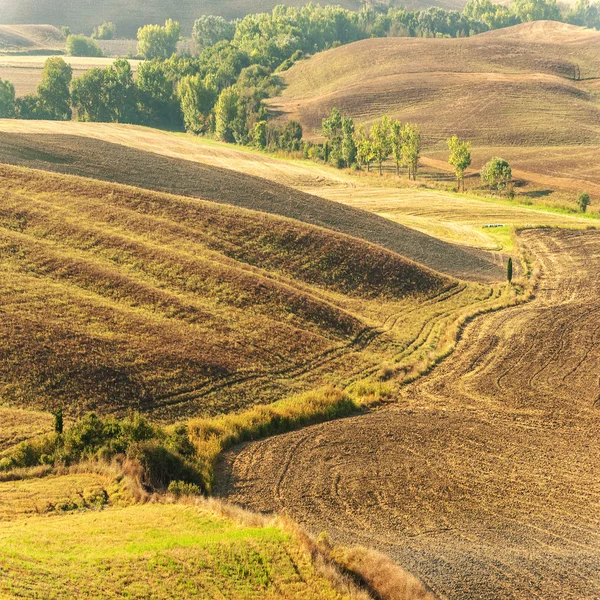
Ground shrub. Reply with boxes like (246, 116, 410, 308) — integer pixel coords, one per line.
(481, 157, 512, 190)
(67, 35, 104, 57)
(577, 191, 591, 213)
(168, 480, 202, 497)
(92, 22, 116, 40)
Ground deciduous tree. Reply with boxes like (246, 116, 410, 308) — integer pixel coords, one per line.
(137, 19, 180, 60)
(447, 134, 471, 191)
(481, 157, 512, 190)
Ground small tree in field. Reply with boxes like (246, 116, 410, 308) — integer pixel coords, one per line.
(0, 78, 15, 118)
(577, 191, 591, 213)
(67, 35, 104, 57)
(447, 134, 471, 191)
(137, 19, 180, 60)
(481, 157, 512, 190)
(507, 258, 513, 284)
(54, 407, 64, 435)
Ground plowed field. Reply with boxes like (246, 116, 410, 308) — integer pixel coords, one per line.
(217, 228, 600, 599)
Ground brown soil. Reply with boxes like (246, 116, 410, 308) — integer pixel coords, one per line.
(216, 228, 600, 599)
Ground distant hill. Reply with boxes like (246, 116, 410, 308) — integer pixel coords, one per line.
(0, 24, 65, 53)
(270, 21, 600, 147)
(0, 0, 468, 38)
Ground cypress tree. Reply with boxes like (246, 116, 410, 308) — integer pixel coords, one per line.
(507, 258, 513, 284)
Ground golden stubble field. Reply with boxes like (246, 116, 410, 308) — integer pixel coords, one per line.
(217, 228, 600, 599)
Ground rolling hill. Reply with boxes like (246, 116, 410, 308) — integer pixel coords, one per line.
(0, 128, 508, 282)
(270, 21, 600, 147)
(1, 162, 493, 419)
(0, 24, 65, 54)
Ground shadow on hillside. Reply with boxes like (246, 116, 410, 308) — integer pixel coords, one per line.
(0, 132, 506, 282)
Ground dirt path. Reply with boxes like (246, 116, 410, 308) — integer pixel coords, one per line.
(216, 229, 600, 599)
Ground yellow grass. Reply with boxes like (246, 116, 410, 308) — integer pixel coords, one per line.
(0, 407, 53, 453)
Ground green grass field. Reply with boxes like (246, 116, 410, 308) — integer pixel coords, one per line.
(0, 501, 363, 600)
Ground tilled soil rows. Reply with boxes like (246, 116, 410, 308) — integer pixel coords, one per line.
(217, 229, 600, 599)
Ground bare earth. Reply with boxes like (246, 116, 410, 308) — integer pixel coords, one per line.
(217, 228, 600, 599)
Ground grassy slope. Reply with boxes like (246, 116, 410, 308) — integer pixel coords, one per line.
(2, 163, 495, 419)
(271, 21, 600, 146)
(0, 499, 360, 600)
(0, 25, 65, 53)
(0, 127, 507, 281)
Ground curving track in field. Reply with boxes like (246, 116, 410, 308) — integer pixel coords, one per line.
(216, 229, 600, 599)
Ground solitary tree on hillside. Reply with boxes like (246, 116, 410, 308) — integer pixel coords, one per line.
(481, 157, 512, 191)
(578, 191, 591, 213)
(507, 258, 513, 285)
(447, 135, 471, 191)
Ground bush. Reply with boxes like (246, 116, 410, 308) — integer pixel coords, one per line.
(92, 22, 116, 40)
(481, 157, 512, 190)
(168, 480, 202, 497)
(67, 35, 104, 57)
(577, 191, 591, 213)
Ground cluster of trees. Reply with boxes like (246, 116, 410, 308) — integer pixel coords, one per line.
(318, 108, 422, 177)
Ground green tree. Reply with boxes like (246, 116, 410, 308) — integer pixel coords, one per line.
(322, 107, 344, 166)
(402, 123, 421, 180)
(179, 74, 218, 134)
(577, 191, 591, 213)
(71, 68, 111, 121)
(390, 120, 404, 176)
(37, 57, 73, 120)
(214, 87, 240, 143)
(137, 19, 181, 60)
(510, 0, 561, 21)
(253, 120, 268, 149)
(67, 35, 104, 57)
(0, 79, 15, 118)
(136, 60, 182, 129)
(92, 22, 116, 40)
(193, 16, 236, 52)
(54, 407, 64, 435)
(447, 134, 471, 191)
(105, 59, 137, 123)
(370, 116, 392, 175)
(507, 258, 513, 284)
(354, 124, 374, 171)
(341, 117, 357, 167)
(481, 157, 512, 190)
